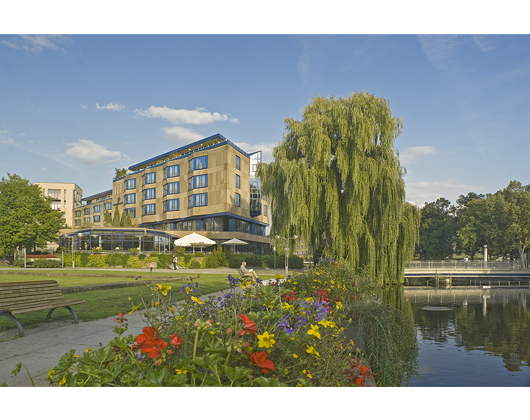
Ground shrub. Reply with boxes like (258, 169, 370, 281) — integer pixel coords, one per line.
(12, 258, 25, 267)
(193, 252, 205, 257)
(88, 254, 106, 268)
(80, 252, 90, 267)
(228, 254, 247, 268)
(202, 246, 228, 268)
(157, 254, 173, 269)
(56, 246, 65, 253)
(138, 254, 147, 261)
(106, 253, 123, 267)
(126, 255, 145, 269)
(174, 246, 186, 256)
(188, 258, 201, 269)
(92, 247, 103, 254)
(121, 253, 130, 267)
(183, 254, 192, 265)
(33, 259, 62, 268)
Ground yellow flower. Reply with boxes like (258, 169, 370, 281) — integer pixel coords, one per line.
(305, 297, 314, 303)
(290, 337, 295, 341)
(155, 302, 160, 307)
(257, 331, 276, 348)
(303, 369, 312, 378)
(318, 319, 336, 328)
(74, 355, 79, 358)
(284, 368, 289, 375)
(307, 324, 321, 339)
(336, 302, 343, 310)
(129, 304, 141, 314)
(85, 348, 91, 353)
(59, 376, 66, 386)
(191, 296, 204, 305)
(156, 284, 172, 296)
(47, 368, 55, 379)
(176, 315, 184, 321)
(292, 353, 298, 359)
(283, 303, 294, 310)
(170, 306, 175, 314)
(306, 345, 320, 358)
(175, 369, 188, 375)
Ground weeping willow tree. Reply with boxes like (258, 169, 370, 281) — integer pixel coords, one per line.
(257, 92, 420, 284)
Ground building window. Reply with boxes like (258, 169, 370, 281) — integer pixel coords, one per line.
(74, 219, 81, 226)
(93, 215, 101, 223)
(125, 193, 136, 204)
(163, 199, 179, 212)
(188, 156, 208, 173)
(83, 217, 90, 223)
(235, 174, 240, 189)
(163, 181, 180, 196)
(75, 210, 81, 217)
(143, 188, 156, 201)
(104, 202, 112, 211)
(48, 189, 61, 199)
(236, 155, 240, 170)
(84, 208, 90, 215)
(235, 193, 240, 207)
(51, 201, 61, 210)
(264, 204, 268, 217)
(93, 205, 101, 213)
(143, 172, 156, 185)
(188, 193, 207, 208)
(142, 203, 156, 215)
(125, 208, 136, 218)
(164, 165, 180, 179)
(125, 179, 136, 190)
(188, 174, 208, 190)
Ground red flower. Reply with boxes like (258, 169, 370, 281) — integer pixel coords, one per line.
(238, 314, 257, 335)
(114, 312, 128, 323)
(141, 337, 167, 359)
(249, 351, 275, 373)
(170, 334, 183, 347)
(136, 326, 157, 346)
(281, 291, 298, 302)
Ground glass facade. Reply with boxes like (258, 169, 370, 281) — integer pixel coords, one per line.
(143, 204, 156, 215)
(163, 198, 179, 212)
(143, 172, 156, 185)
(164, 165, 180, 179)
(188, 193, 207, 208)
(61, 229, 176, 253)
(125, 179, 136, 190)
(143, 188, 156, 201)
(188, 174, 208, 190)
(188, 156, 208, 172)
(164, 181, 179, 196)
(249, 151, 262, 216)
(125, 193, 136, 204)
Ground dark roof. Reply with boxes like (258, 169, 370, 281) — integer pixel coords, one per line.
(81, 190, 113, 202)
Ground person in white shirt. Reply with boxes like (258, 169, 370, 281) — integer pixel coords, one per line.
(239, 261, 258, 280)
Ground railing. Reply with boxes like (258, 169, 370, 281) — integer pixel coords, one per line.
(405, 260, 525, 270)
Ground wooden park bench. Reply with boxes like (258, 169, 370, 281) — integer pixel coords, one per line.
(0, 280, 85, 337)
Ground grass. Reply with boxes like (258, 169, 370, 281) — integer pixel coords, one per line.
(0, 269, 271, 334)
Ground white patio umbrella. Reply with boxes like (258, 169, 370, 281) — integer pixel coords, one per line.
(174, 232, 215, 253)
(221, 238, 248, 254)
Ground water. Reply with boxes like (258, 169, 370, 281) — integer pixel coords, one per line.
(394, 287, 530, 387)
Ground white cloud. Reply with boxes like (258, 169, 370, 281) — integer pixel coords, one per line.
(399, 146, 436, 165)
(234, 141, 277, 164)
(80, 104, 88, 109)
(162, 126, 204, 144)
(19, 133, 25, 136)
(96, 102, 124, 111)
(0, 130, 7, 134)
(135, 105, 238, 125)
(64, 139, 126, 166)
(1, 35, 68, 53)
(0, 138, 21, 147)
(405, 180, 483, 208)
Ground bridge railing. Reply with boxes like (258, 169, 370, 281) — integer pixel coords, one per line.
(405, 260, 525, 270)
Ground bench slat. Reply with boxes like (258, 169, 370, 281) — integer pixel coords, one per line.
(12, 299, 85, 314)
(0, 281, 60, 290)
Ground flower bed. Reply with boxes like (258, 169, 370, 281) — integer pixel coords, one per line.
(48, 261, 375, 387)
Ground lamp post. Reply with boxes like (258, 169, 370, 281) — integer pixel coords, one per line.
(78, 232, 83, 252)
(71, 235, 75, 269)
(483, 244, 488, 269)
(275, 234, 298, 276)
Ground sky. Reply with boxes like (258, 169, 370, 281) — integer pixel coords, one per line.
(1, 3, 529, 209)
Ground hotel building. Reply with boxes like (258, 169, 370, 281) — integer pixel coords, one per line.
(35, 182, 83, 227)
(63, 134, 271, 254)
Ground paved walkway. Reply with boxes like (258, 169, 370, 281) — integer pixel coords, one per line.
(0, 267, 290, 387)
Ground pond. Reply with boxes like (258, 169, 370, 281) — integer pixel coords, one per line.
(386, 286, 530, 387)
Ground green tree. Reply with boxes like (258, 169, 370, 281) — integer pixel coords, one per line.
(502, 180, 530, 266)
(0, 173, 64, 254)
(257, 92, 419, 284)
(104, 209, 112, 227)
(113, 207, 121, 227)
(114, 168, 127, 179)
(416, 198, 456, 260)
(454, 192, 486, 257)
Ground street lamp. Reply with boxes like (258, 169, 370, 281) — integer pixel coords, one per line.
(275, 234, 298, 276)
(78, 232, 83, 251)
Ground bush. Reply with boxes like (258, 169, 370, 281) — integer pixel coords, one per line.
(202, 246, 228, 268)
(157, 254, 173, 269)
(12, 258, 25, 267)
(193, 252, 205, 257)
(126, 255, 146, 269)
(121, 253, 130, 267)
(228, 254, 247, 268)
(33, 259, 62, 268)
(138, 254, 147, 260)
(106, 253, 123, 267)
(188, 259, 201, 269)
(183, 254, 192, 265)
(80, 252, 90, 267)
(88, 254, 106, 268)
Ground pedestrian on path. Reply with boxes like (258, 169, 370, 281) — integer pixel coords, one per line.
(173, 255, 179, 270)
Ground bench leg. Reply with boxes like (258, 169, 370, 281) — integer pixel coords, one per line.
(0, 311, 25, 337)
(47, 306, 79, 324)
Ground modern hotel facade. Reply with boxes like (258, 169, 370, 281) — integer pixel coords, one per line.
(35, 182, 83, 228)
(63, 134, 271, 254)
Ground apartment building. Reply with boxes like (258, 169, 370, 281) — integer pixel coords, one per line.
(67, 134, 271, 254)
(35, 182, 83, 227)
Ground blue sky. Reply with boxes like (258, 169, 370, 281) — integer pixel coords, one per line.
(1, 8, 529, 208)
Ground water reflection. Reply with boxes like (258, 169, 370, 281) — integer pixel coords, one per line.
(384, 286, 530, 386)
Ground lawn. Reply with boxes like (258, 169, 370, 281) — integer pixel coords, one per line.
(0, 270, 264, 334)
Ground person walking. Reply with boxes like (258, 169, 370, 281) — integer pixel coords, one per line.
(173, 255, 179, 270)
